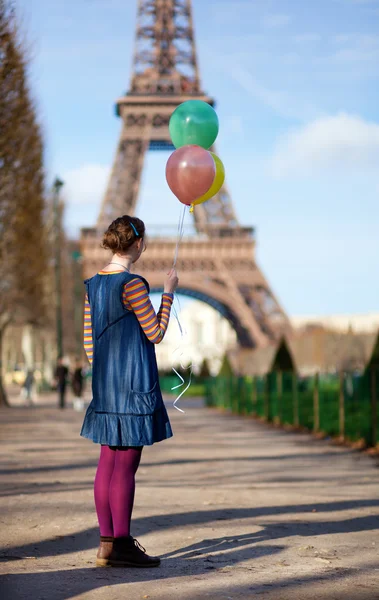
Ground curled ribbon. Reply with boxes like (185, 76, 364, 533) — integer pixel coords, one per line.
(170, 209, 193, 412)
(170, 299, 193, 413)
(171, 366, 192, 413)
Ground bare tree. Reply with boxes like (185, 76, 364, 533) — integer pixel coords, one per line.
(0, 0, 49, 405)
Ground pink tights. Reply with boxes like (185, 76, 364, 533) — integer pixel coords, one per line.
(94, 445, 142, 538)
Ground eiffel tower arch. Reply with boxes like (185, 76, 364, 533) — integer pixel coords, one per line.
(81, 0, 292, 349)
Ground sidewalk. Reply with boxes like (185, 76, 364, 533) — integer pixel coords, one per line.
(0, 392, 378, 600)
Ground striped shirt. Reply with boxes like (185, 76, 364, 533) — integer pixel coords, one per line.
(84, 272, 174, 364)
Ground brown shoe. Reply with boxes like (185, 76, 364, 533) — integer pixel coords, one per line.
(109, 536, 161, 568)
(96, 536, 114, 567)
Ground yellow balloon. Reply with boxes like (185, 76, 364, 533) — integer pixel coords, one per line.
(192, 152, 225, 206)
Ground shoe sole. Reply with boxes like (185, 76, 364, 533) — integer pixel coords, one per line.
(96, 558, 161, 568)
(96, 558, 111, 567)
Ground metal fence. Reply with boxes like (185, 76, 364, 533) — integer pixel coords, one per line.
(204, 369, 379, 448)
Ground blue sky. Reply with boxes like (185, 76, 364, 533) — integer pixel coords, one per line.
(20, 0, 379, 316)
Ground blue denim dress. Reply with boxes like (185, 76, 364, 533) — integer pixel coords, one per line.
(80, 272, 173, 447)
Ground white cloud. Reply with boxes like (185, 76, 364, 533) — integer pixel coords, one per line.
(334, 0, 379, 4)
(261, 14, 291, 28)
(312, 34, 379, 74)
(280, 52, 302, 65)
(330, 33, 379, 63)
(333, 34, 353, 44)
(293, 33, 321, 43)
(63, 163, 110, 206)
(269, 113, 379, 177)
(342, 0, 379, 4)
(223, 115, 244, 135)
(209, 2, 259, 27)
(333, 33, 379, 45)
(332, 47, 379, 62)
(221, 61, 315, 120)
(62, 164, 110, 234)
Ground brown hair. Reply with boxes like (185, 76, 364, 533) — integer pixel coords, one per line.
(102, 215, 145, 254)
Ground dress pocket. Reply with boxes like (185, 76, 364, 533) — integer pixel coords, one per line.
(128, 382, 159, 415)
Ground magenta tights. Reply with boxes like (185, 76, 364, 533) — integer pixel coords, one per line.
(94, 445, 142, 538)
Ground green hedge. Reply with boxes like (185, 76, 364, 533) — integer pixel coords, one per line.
(159, 375, 207, 397)
(204, 369, 379, 448)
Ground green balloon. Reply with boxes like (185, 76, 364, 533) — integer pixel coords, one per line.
(169, 100, 219, 149)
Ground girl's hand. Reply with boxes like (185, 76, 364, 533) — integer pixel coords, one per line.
(164, 269, 179, 294)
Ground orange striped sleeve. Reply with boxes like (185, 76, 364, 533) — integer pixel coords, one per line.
(123, 278, 173, 344)
(83, 294, 93, 364)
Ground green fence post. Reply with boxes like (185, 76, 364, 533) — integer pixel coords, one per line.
(221, 377, 226, 408)
(231, 376, 237, 412)
(264, 374, 270, 421)
(209, 378, 215, 407)
(293, 372, 299, 427)
(277, 371, 283, 425)
(313, 373, 320, 433)
(371, 369, 377, 448)
(235, 377, 242, 414)
(241, 377, 245, 414)
(252, 376, 257, 415)
(241, 377, 247, 415)
(219, 377, 225, 408)
(339, 371, 345, 440)
(205, 377, 214, 406)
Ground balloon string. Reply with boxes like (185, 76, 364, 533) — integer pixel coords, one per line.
(169, 207, 192, 412)
(172, 204, 186, 268)
(170, 295, 193, 413)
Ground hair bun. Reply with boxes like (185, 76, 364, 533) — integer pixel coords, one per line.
(102, 216, 145, 253)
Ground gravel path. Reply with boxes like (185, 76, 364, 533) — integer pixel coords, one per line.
(0, 392, 378, 600)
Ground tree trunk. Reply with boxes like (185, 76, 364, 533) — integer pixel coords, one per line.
(42, 334, 54, 385)
(22, 323, 35, 371)
(0, 326, 9, 407)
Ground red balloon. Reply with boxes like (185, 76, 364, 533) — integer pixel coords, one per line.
(166, 145, 216, 206)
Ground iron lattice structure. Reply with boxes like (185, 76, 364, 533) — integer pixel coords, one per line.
(81, 0, 291, 349)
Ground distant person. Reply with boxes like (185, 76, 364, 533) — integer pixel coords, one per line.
(55, 357, 68, 409)
(80, 215, 178, 568)
(72, 359, 85, 411)
(23, 369, 35, 405)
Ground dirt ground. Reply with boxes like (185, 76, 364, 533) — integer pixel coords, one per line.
(0, 389, 379, 600)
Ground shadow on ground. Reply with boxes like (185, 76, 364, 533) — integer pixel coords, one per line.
(1, 558, 378, 600)
(1, 502, 378, 562)
(1, 401, 379, 599)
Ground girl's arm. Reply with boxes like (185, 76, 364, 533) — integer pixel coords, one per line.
(83, 294, 93, 364)
(123, 278, 174, 344)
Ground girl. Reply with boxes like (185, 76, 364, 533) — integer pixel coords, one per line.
(81, 215, 178, 568)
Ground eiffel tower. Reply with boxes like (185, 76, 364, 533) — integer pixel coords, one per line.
(81, 0, 292, 348)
